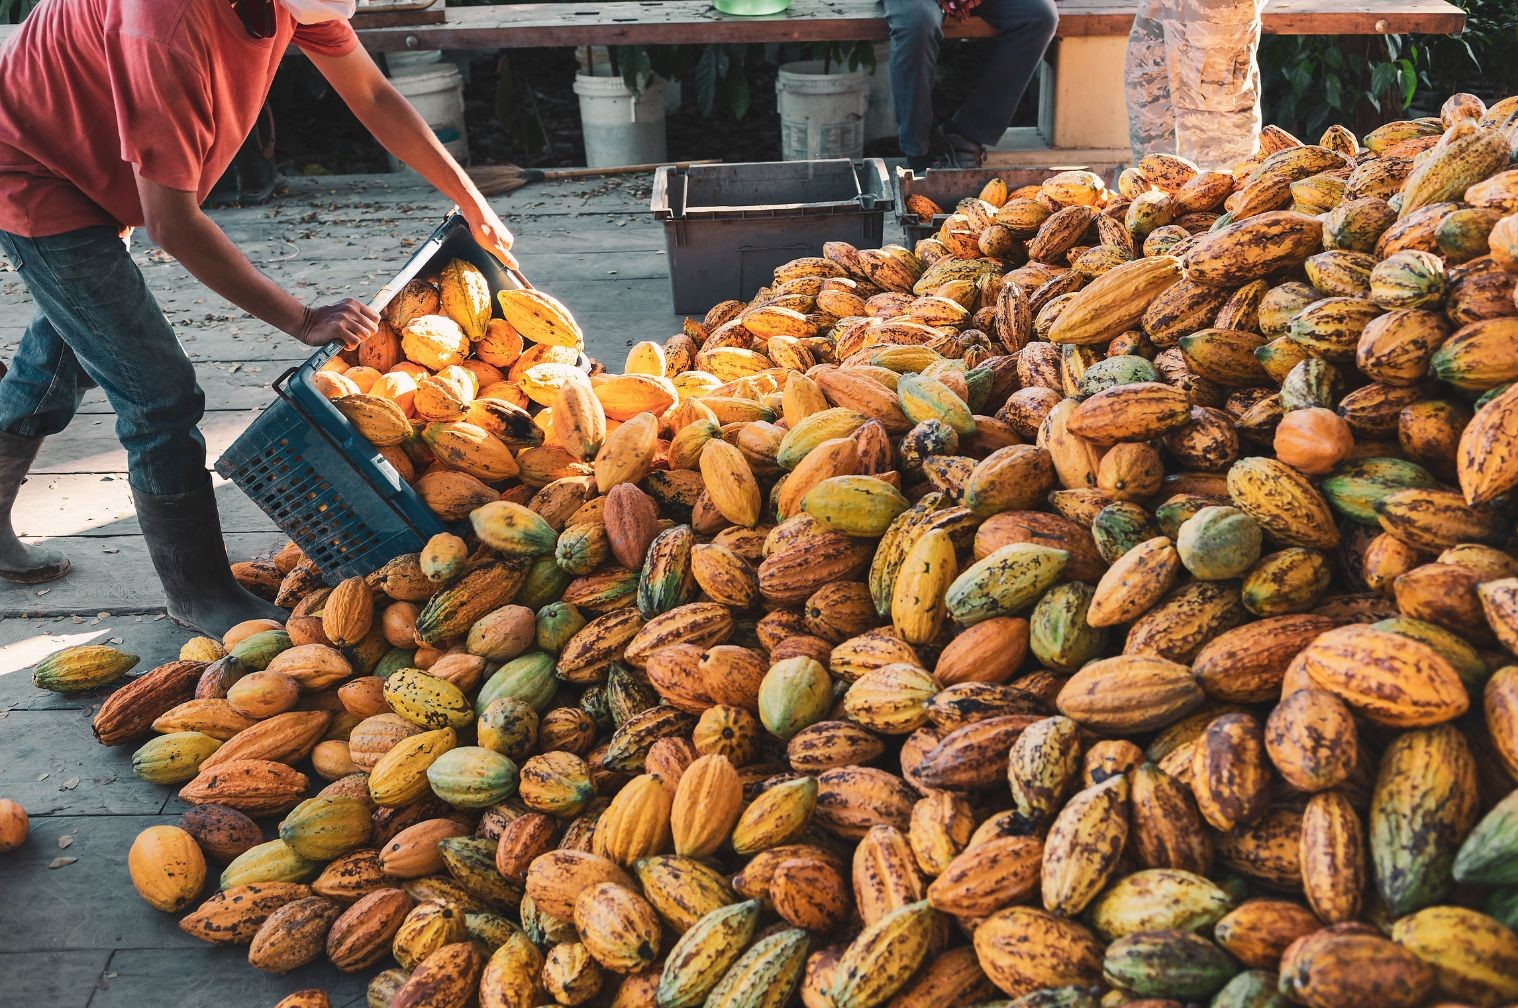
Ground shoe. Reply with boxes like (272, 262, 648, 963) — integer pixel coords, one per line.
(933, 127, 987, 169)
(133, 478, 286, 637)
(0, 430, 70, 584)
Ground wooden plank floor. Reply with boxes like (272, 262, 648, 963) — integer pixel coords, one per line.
(0, 172, 695, 1007)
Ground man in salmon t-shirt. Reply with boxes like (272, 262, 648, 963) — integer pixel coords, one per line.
(0, 0, 516, 634)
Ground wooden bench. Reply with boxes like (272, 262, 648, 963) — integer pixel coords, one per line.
(0, 0, 1466, 164)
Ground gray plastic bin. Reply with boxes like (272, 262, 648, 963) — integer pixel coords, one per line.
(652, 159, 893, 315)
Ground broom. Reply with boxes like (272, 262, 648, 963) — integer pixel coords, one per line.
(468, 159, 721, 197)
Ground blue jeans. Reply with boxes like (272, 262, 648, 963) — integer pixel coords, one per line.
(885, 0, 1060, 158)
(0, 226, 208, 495)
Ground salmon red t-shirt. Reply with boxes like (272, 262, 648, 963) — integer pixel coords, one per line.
(0, 0, 358, 237)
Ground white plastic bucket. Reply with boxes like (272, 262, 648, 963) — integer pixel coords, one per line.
(387, 49, 444, 75)
(577, 49, 683, 116)
(387, 63, 468, 172)
(776, 61, 869, 161)
(573, 72, 669, 168)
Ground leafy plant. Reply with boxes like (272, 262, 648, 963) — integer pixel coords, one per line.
(806, 41, 876, 75)
(600, 37, 876, 121)
(1260, 34, 1421, 138)
(606, 43, 761, 120)
(1261, 0, 1518, 138)
(688, 44, 755, 119)
(1403, 0, 1518, 101)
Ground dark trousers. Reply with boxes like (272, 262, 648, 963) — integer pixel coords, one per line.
(885, 0, 1060, 158)
(0, 226, 208, 495)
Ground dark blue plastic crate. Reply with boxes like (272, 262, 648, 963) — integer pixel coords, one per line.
(216, 211, 520, 581)
(214, 386, 439, 581)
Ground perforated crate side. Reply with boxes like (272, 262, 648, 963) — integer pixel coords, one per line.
(215, 401, 429, 582)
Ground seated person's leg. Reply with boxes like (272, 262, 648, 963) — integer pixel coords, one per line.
(945, 0, 1059, 163)
(885, 0, 947, 170)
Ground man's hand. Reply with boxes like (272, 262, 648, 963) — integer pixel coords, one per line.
(295, 298, 380, 350)
(460, 199, 518, 270)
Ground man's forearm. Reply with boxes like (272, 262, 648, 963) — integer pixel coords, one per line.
(151, 212, 308, 335)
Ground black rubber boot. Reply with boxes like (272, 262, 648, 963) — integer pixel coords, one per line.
(132, 477, 285, 636)
(0, 430, 70, 584)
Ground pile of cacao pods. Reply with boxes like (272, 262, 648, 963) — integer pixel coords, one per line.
(307, 254, 592, 520)
(30, 89, 1518, 1008)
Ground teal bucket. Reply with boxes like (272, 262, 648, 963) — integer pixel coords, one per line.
(712, 0, 791, 15)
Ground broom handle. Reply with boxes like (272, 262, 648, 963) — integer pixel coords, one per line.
(539, 159, 721, 181)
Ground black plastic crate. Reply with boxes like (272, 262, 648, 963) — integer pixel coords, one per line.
(215, 376, 438, 581)
(651, 159, 893, 315)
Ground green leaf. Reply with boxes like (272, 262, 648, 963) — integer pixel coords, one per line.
(1287, 60, 1311, 93)
(729, 64, 751, 119)
(611, 46, 648, 95)
(1399, 60, 1419, 107)
(1324, 75, 1343, 110)
(694, 45, 719, 118)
